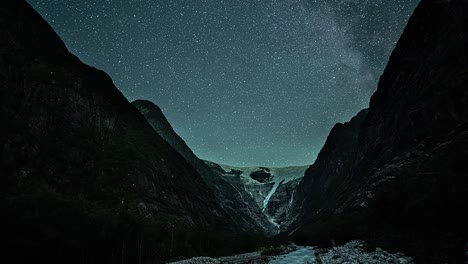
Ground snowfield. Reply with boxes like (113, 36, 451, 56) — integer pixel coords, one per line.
(219, 164, 308, 186)
(218, 164, 308, 209)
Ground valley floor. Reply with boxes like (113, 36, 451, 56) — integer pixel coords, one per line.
(169, 240, 414, 264)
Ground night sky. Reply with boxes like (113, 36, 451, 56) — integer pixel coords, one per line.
(27, 0, 419, 167)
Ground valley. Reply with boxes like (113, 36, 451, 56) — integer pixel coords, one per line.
(1, 0, 467, 263)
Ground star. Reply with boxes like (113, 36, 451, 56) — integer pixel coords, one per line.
(26, 0, 419, 167)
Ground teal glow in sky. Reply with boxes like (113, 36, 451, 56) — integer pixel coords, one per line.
(27, 0, 419, 167)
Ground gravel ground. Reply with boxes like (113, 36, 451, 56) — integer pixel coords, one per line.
(168, 256, 220, 264)
(169, 240, 414, 264)
(316, 241, 414, 264)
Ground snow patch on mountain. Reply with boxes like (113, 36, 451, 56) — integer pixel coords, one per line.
(218, 164, 307, 209)
(211, 163, 307, 231)
(263, 180, 282, 210)
(219, 164, 307, 184)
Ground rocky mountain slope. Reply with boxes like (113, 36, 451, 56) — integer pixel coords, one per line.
(0, 1, 265, 262)
(213, 164, 308, 231)
(132, 100, 276, 235)
(286, 0, 468, 263)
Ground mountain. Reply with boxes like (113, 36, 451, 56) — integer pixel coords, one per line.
(121, 103, 310, 234)
(0, 1, 264, 262)
(214, 164, 308, 230)
(131, 100, 201, 171)
(286, 0, 468, 263)
(280, 109, 368, 230)
(132, 100, 276, 235)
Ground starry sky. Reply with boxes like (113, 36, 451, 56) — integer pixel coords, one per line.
(27, 0, 419, 167)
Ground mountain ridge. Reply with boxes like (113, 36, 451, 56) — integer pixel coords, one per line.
(132, 99, 277, 235)
(285, 0, 468, 262)
(0, 1, 266, 262)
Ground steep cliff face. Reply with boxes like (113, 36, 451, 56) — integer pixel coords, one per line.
(216, 164, 308, 230)
(132, 100, 276, 235)
(264, 178, 301, 230)
(288, 0, 468, 263)
(132, 100, 201, 171)
(284, 109, 368, 229)
(0, 1, 261, 262)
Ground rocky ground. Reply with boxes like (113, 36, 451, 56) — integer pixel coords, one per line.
(169, 240, 414, 264)
(314, 241, 413, 264)
(170, 257, 222, 264)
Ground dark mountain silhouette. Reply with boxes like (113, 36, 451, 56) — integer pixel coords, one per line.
(132, 100, 276, 235)
(1, 0, 467, 262)
(0, 1, 265, 262)
(286, 0, 468, 262)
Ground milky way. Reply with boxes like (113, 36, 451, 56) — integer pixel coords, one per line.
(27, 0, 419, 167)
